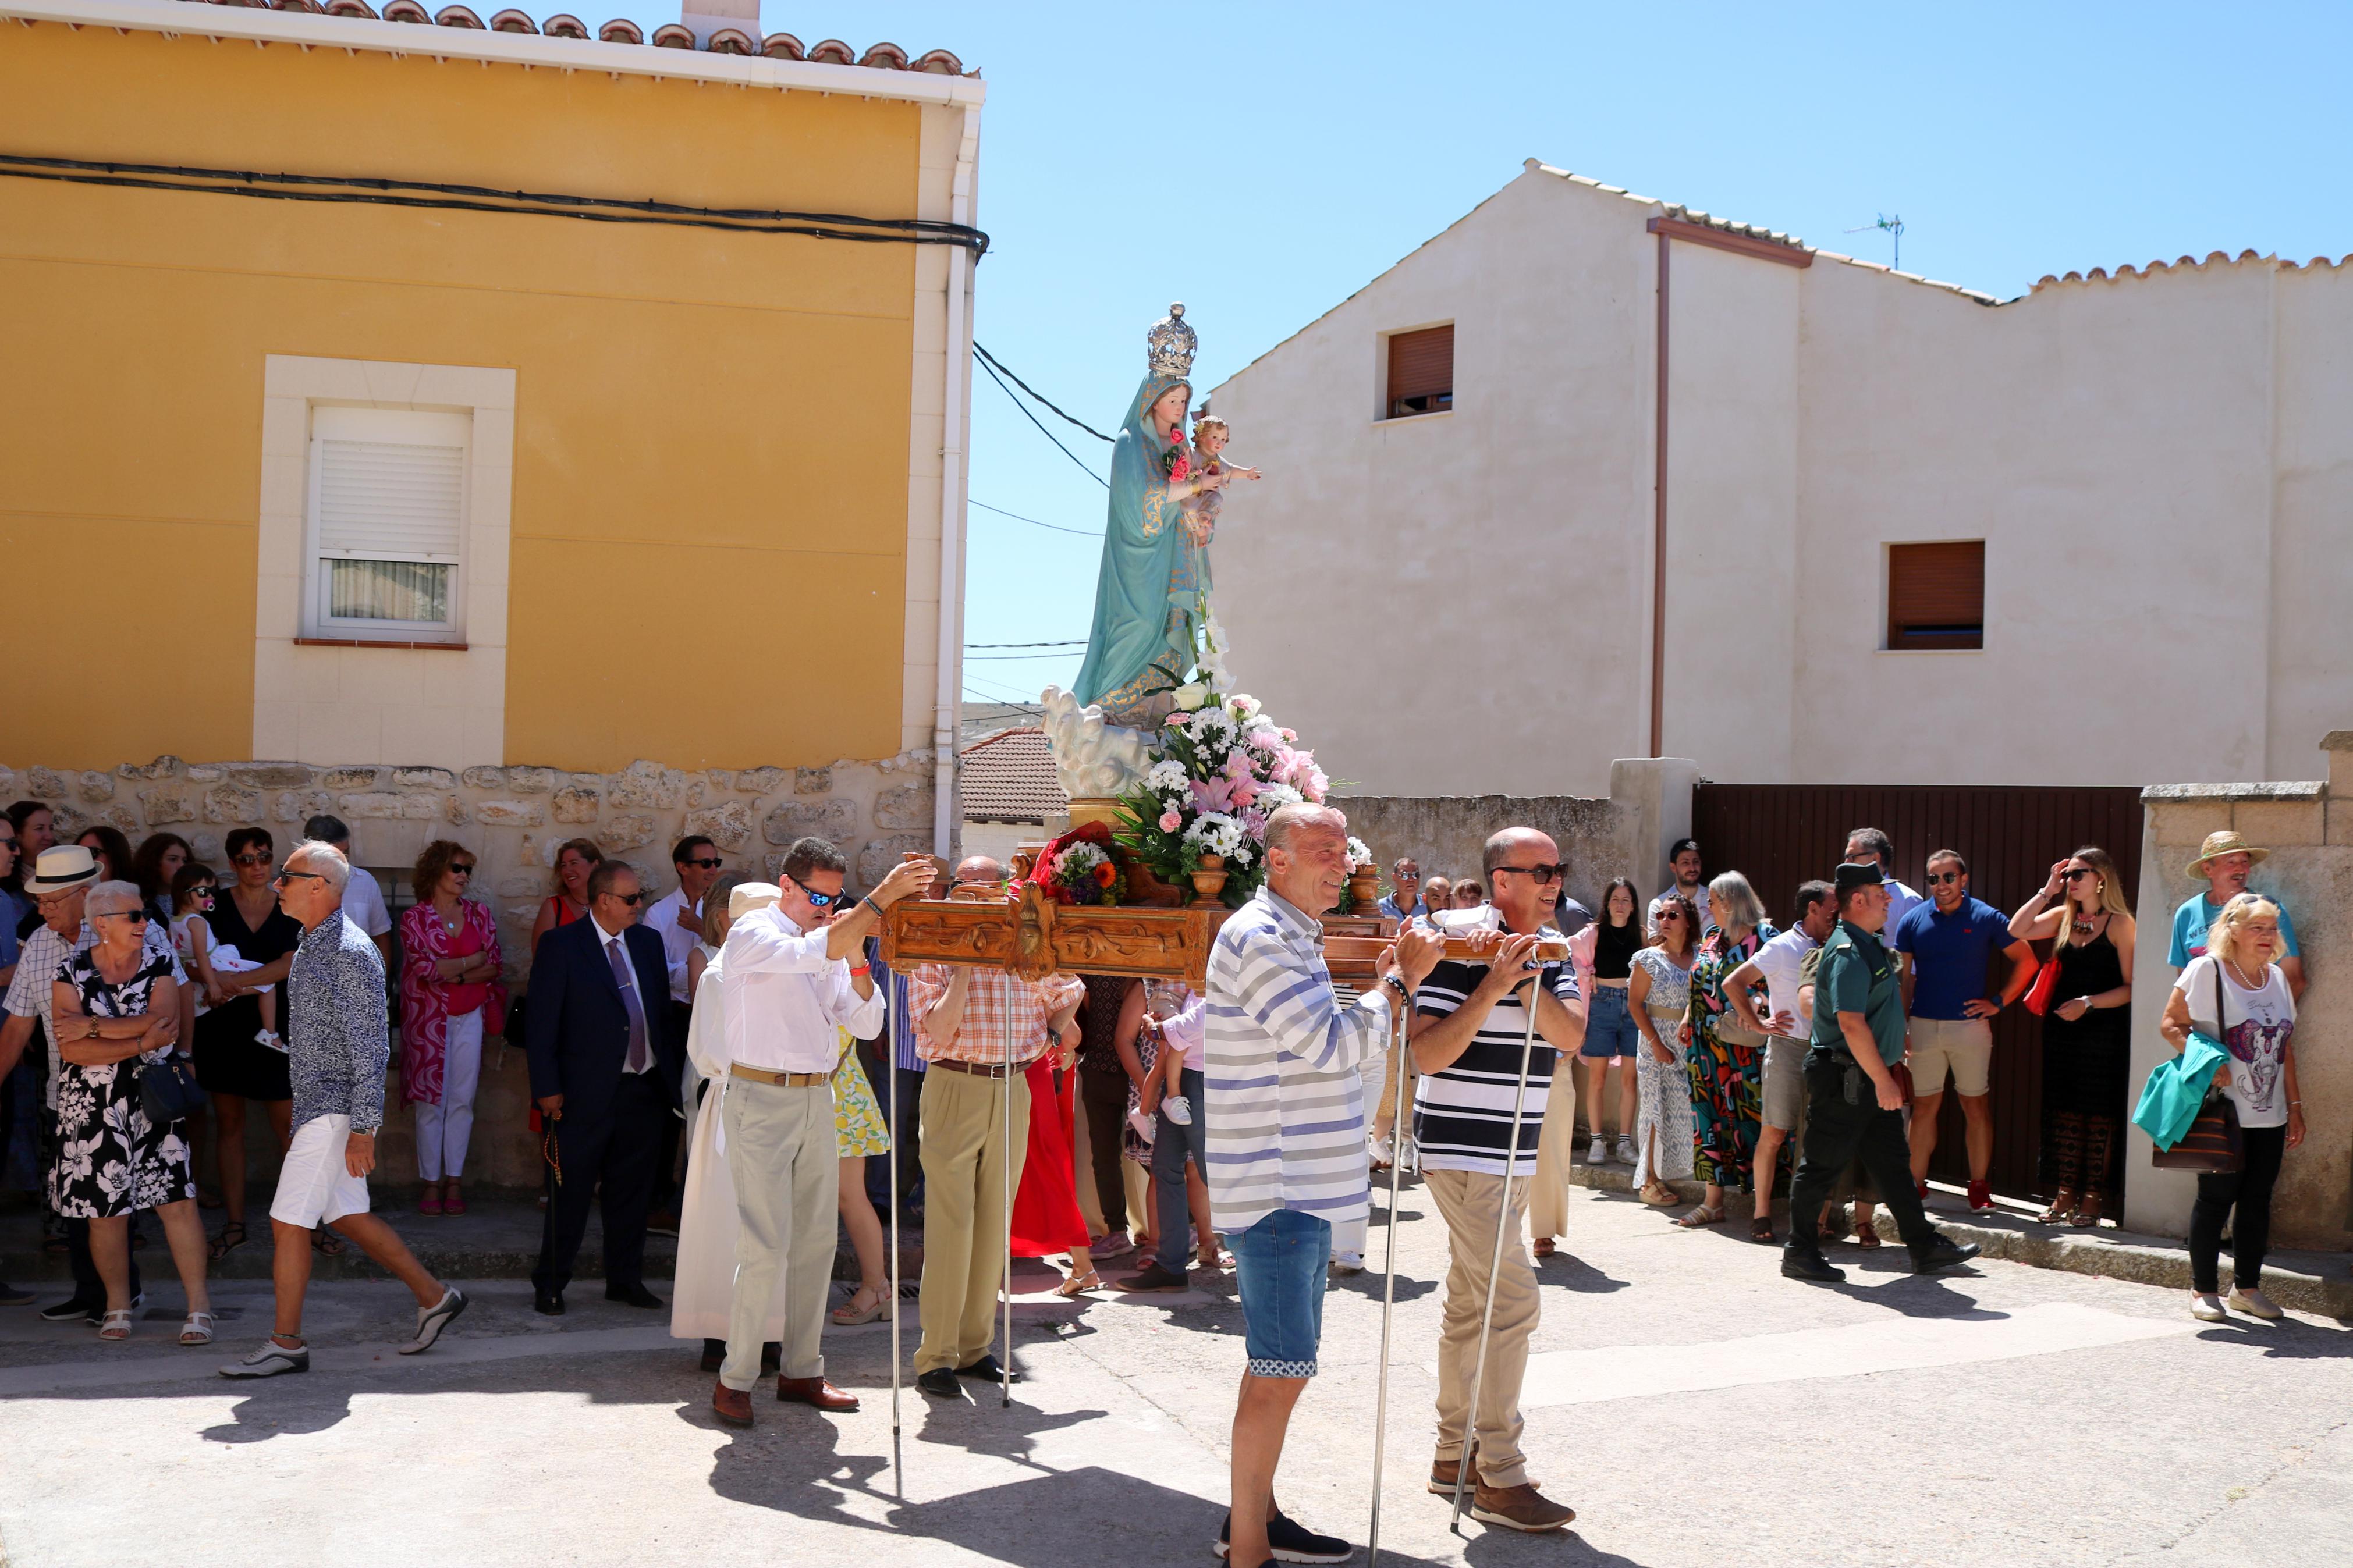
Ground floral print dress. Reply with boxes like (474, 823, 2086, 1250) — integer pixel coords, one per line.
(1630, 946, 1695, 1186)
(50, 945, 196, 1219)
(832, 1027, 890, 1158)
(1685, 924, 1775, 1193)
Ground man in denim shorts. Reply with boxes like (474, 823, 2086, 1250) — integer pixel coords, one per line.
(1205, 805, 1440, 1567)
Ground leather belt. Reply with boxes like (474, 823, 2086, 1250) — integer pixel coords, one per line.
(930, 1057, 1032, 1080)
(729, 1063, 831, 1088)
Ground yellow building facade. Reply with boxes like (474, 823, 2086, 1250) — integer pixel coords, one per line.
(2, 0, 980, 897)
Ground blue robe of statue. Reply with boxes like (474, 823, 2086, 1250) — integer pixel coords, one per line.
(1073, 371, 1205, 726)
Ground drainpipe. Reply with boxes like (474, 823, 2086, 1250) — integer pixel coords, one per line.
(933, 105, 980, 860)
(1648, 226, 1670, 759)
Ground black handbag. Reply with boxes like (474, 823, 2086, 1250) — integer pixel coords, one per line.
(2150, 963, 2244, 1174)
(139, 1052, 208, 1125)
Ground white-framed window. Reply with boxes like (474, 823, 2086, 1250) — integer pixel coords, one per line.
(301, 406, 471, 643)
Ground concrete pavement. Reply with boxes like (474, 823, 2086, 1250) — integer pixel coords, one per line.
(2, 1180, 2348, 1566)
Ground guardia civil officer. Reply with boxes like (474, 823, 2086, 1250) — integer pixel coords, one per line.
(1781, 862, 1981, 1283)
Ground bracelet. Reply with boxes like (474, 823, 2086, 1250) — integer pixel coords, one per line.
(848, 965, 870, 977)
(861, 896, 882, 918)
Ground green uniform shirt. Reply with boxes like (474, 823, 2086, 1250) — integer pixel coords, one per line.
(1809, 920, 1905, 1065)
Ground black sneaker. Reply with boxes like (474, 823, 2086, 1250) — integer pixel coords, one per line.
(1780, 1249, 1845, 1283)
(1911, 1238, 1982, 1275)
(1214, 1508, 1354, 1563)
(1119, 1260, 1190, 1293)
(0, 1279, 34, 1307)
(38, 1295, 94, 1322)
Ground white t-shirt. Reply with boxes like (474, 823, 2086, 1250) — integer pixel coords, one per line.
(1646, 884, 1713, 940)
(2174, 954, 2295, 1129)
(644, 888, 698, 1004)
(342, 869, 392, 940)
(1749, 926, 1822, 1037)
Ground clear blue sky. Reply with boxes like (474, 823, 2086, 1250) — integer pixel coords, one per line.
(592, 3, 2352, 709)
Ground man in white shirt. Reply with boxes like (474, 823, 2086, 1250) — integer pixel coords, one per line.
(707, 835, 930, 1430)
(1725, 879, 1836, 1241)
(643, 835, 725, 1232)
(1646, 839, 1713, 938)
(1844, 827, 1923, 933)
(303, 815, 390, 961)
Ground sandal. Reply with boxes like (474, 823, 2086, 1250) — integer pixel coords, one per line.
(207, 1221, 247, 1263)
(1055, 1270, 1102, 1299)
(829, 1285, 887, 1325)
(311, 1226, 346, 1257)
(2039, 1189, 2078, 1225)
(1853, 1218, 1882, 1250)
(1674, 1205, 1724, 1229)
(443, 1182, 467, 1217)
(1750, 1215, 1776, 1243)
(1639, 1182, 1680, 1207)
(1532, 1237, 1557, 1259)
(2071, 1193, 2103, 1229)
(98, 1309, 134, 1342)
(1195, 1248, 1232, 1271)
(179, 1310, 215, 1347)
(420, 1180, 445, 1216)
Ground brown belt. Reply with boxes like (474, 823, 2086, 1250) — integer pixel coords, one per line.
(729, 1063, 831, 1088)
(929, 1056, 1035, 1080)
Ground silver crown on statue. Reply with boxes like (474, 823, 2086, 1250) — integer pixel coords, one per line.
(1147, 303, 1197, 378)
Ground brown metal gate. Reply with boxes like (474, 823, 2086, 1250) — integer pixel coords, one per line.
(1688, 783, 2143, 1201)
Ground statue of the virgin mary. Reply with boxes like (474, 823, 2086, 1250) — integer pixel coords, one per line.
(1070, 304, 1230, 728)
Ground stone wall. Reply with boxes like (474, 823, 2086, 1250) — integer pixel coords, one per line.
(2123, 733, 2351, 1251)
(1328, 791, 1641, 918)
(1, 749, 941, 1192)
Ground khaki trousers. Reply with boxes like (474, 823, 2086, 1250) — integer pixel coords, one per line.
(1525, 1083, 1577, 1242)
(915, 1066, 1031, 1374)
(721, 1078, 837, 1390)
(1424, 1165, 1539, 1488)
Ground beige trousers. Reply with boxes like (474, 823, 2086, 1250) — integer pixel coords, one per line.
(914, 1066, 1031, 1374)
(1424, 1165, 1539, 1488)
(1525, 1080, 1578, 1242)
(1071, 1094, 1150, 1238)
(720, 1078, 837, 1389)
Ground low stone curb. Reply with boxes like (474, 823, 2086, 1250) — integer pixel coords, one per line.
(1566, 1160, 2352, 1320)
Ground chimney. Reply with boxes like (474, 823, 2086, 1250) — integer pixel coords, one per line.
(680, 0, 759, 46)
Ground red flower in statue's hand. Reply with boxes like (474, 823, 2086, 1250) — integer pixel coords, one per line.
(1170, 456, 1191, 483)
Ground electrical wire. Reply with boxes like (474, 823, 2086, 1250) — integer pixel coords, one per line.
(966, 639, 1086, 649)
(975, 355, 1108, 488)
(973, 343, 1115, 442)
(0, 153, 990, 252)
(963, 651, 1087, 662)
(968, 499, 1102, 538)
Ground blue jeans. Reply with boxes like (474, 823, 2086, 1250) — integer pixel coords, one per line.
(1580, 985, 1641, 1059)
(1230, 1208, 1331, 1377)
(1151, 1068, 1205, 1273)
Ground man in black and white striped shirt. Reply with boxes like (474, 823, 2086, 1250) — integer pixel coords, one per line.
(1408, 827, 1585, 1534)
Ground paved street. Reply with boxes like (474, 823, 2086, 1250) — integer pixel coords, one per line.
(2, 1181, 2347, 1567)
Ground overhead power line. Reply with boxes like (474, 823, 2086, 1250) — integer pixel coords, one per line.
(968, 498, 1102, 538)
(966, 639, 1087, 649)
(973, 343, 1116, 442)
(975, 354, 1108, 488)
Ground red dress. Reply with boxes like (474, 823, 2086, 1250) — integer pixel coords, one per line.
(1009, 1057, 1092, 1257)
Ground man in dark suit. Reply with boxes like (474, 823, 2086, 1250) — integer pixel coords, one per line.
(527, 859, 678, 1315)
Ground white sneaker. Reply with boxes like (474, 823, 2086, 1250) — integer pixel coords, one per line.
(1162, 1094, 1193, 1126)
(2226, 1287, 2284, 1321)
(1615, 1137, 1637, 1165)
(1368, 1133, 1394, 1167)
(1586, 1136, 1607, 1164)
(2189, 1293, 2228, 1322)
(221, 1339, 310, 1378)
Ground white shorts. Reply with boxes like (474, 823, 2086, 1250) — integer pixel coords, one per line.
(269, 1114, 372, 1229)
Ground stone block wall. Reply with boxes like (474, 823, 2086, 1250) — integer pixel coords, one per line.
(2125, 739, 2350, 1251)
(1326, 791, 1642, 918)
(1, 749, 941, 1193)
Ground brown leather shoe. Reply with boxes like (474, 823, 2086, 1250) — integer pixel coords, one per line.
(1470, 1480, 1575, 1533)
(711, 1379, 753, 1429)
(776, 1375, 860, 1412)
(1426, 1456, 1467, 1495)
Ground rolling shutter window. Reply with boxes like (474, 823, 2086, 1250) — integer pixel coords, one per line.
(307, 407, 469, 634)
(1887, 541, 1984, 650)
(1386, 325, 1453, 419)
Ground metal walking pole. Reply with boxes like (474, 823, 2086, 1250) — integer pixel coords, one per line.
(886, 967, 904, 1492)
(999, 981, 1016, 1409)
(1365, 1000, 1411, 1568)
(1449, 972, 1543, 1535)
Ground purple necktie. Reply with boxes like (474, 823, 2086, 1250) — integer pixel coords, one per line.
(608, 938, 650, 1073)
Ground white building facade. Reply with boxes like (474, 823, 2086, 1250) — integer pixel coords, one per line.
(1208, 160, 2352, 797)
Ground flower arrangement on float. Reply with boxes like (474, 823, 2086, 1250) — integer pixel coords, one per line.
(1112, 685, 1330, 907)
(1026, 820, 1129, 906)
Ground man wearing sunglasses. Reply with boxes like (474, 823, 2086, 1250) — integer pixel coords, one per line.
(526, 858, 682, 1316)
(1893, 851, 2037, 1212)
(641, 836, 725, 1235)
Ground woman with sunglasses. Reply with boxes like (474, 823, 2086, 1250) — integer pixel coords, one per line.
(1627, 892, 1699, 1206)
(197, 826, 305, 1261)
(400, 840, 507, 1215)
(2010, 848, 2135, 1226)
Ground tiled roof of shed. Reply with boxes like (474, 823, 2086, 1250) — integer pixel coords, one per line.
(2029, 250, 2350, 293)
(178, 0, 971, 74)
(958, 728, 1067, 824)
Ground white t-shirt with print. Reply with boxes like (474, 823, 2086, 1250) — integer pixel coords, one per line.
(2174, 954, 2295, 1129)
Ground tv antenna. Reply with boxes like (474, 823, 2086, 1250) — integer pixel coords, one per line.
(1846, 213, 1905, 271)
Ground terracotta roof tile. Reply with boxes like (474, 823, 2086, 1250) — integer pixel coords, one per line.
(180, 0, 971, 74)
(2029, 249, 2351, 294)
(958, 728, 1069, 824)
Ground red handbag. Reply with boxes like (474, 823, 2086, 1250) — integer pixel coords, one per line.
(2023, 955, 2059, 1016)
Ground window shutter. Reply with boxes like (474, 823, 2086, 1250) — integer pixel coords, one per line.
(1386, 325, 1453, 418)
(316, 439, 464, 563)
(1887, 541, 1984, 650)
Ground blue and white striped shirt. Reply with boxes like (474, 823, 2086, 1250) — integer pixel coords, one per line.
(1204, 886, 1396, 1235)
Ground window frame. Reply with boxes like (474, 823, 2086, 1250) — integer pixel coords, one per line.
(300, 405, 473, 646)
(1883, 539, 1986, 653)
(1382, 322, 1455, 422)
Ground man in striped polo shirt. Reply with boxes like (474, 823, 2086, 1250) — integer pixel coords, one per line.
(1408, 826, 1585, 1533)
(1205, 803, 1440, 1568)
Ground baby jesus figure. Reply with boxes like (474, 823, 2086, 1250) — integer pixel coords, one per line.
(1178, 414, 1261, 548)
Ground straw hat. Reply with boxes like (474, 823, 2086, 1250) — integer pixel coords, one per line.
(2185, 830, 2269, 880)
(729, 881, 782, 919)
(27, 845, 100, 891)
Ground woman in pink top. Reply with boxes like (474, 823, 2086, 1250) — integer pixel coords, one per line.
(400, 839, 506, 1214)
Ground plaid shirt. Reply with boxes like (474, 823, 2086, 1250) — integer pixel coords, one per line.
(907, 964, 1084, 1068)
(5, 918, 184, 1110)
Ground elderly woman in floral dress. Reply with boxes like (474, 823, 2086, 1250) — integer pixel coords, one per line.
(1678, 872, 1774, 1234)
(51, 881, 214, 1345)
(399, 840, 506, 1215)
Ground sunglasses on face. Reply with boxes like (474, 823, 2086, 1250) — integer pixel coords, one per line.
(1494, 863, 1567, 884)
(2064, 868, 2097, 882)
(609, 891, 644, 906)
(681, 857, 723, 870)
(98, 909, 149, 926)
(1658, 911, 1684, 923)
(233, 852, 273, 867)
(1926, 872, 1963, 886)
(272, 870, 326, 887)
(800, 886, 848, 909)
